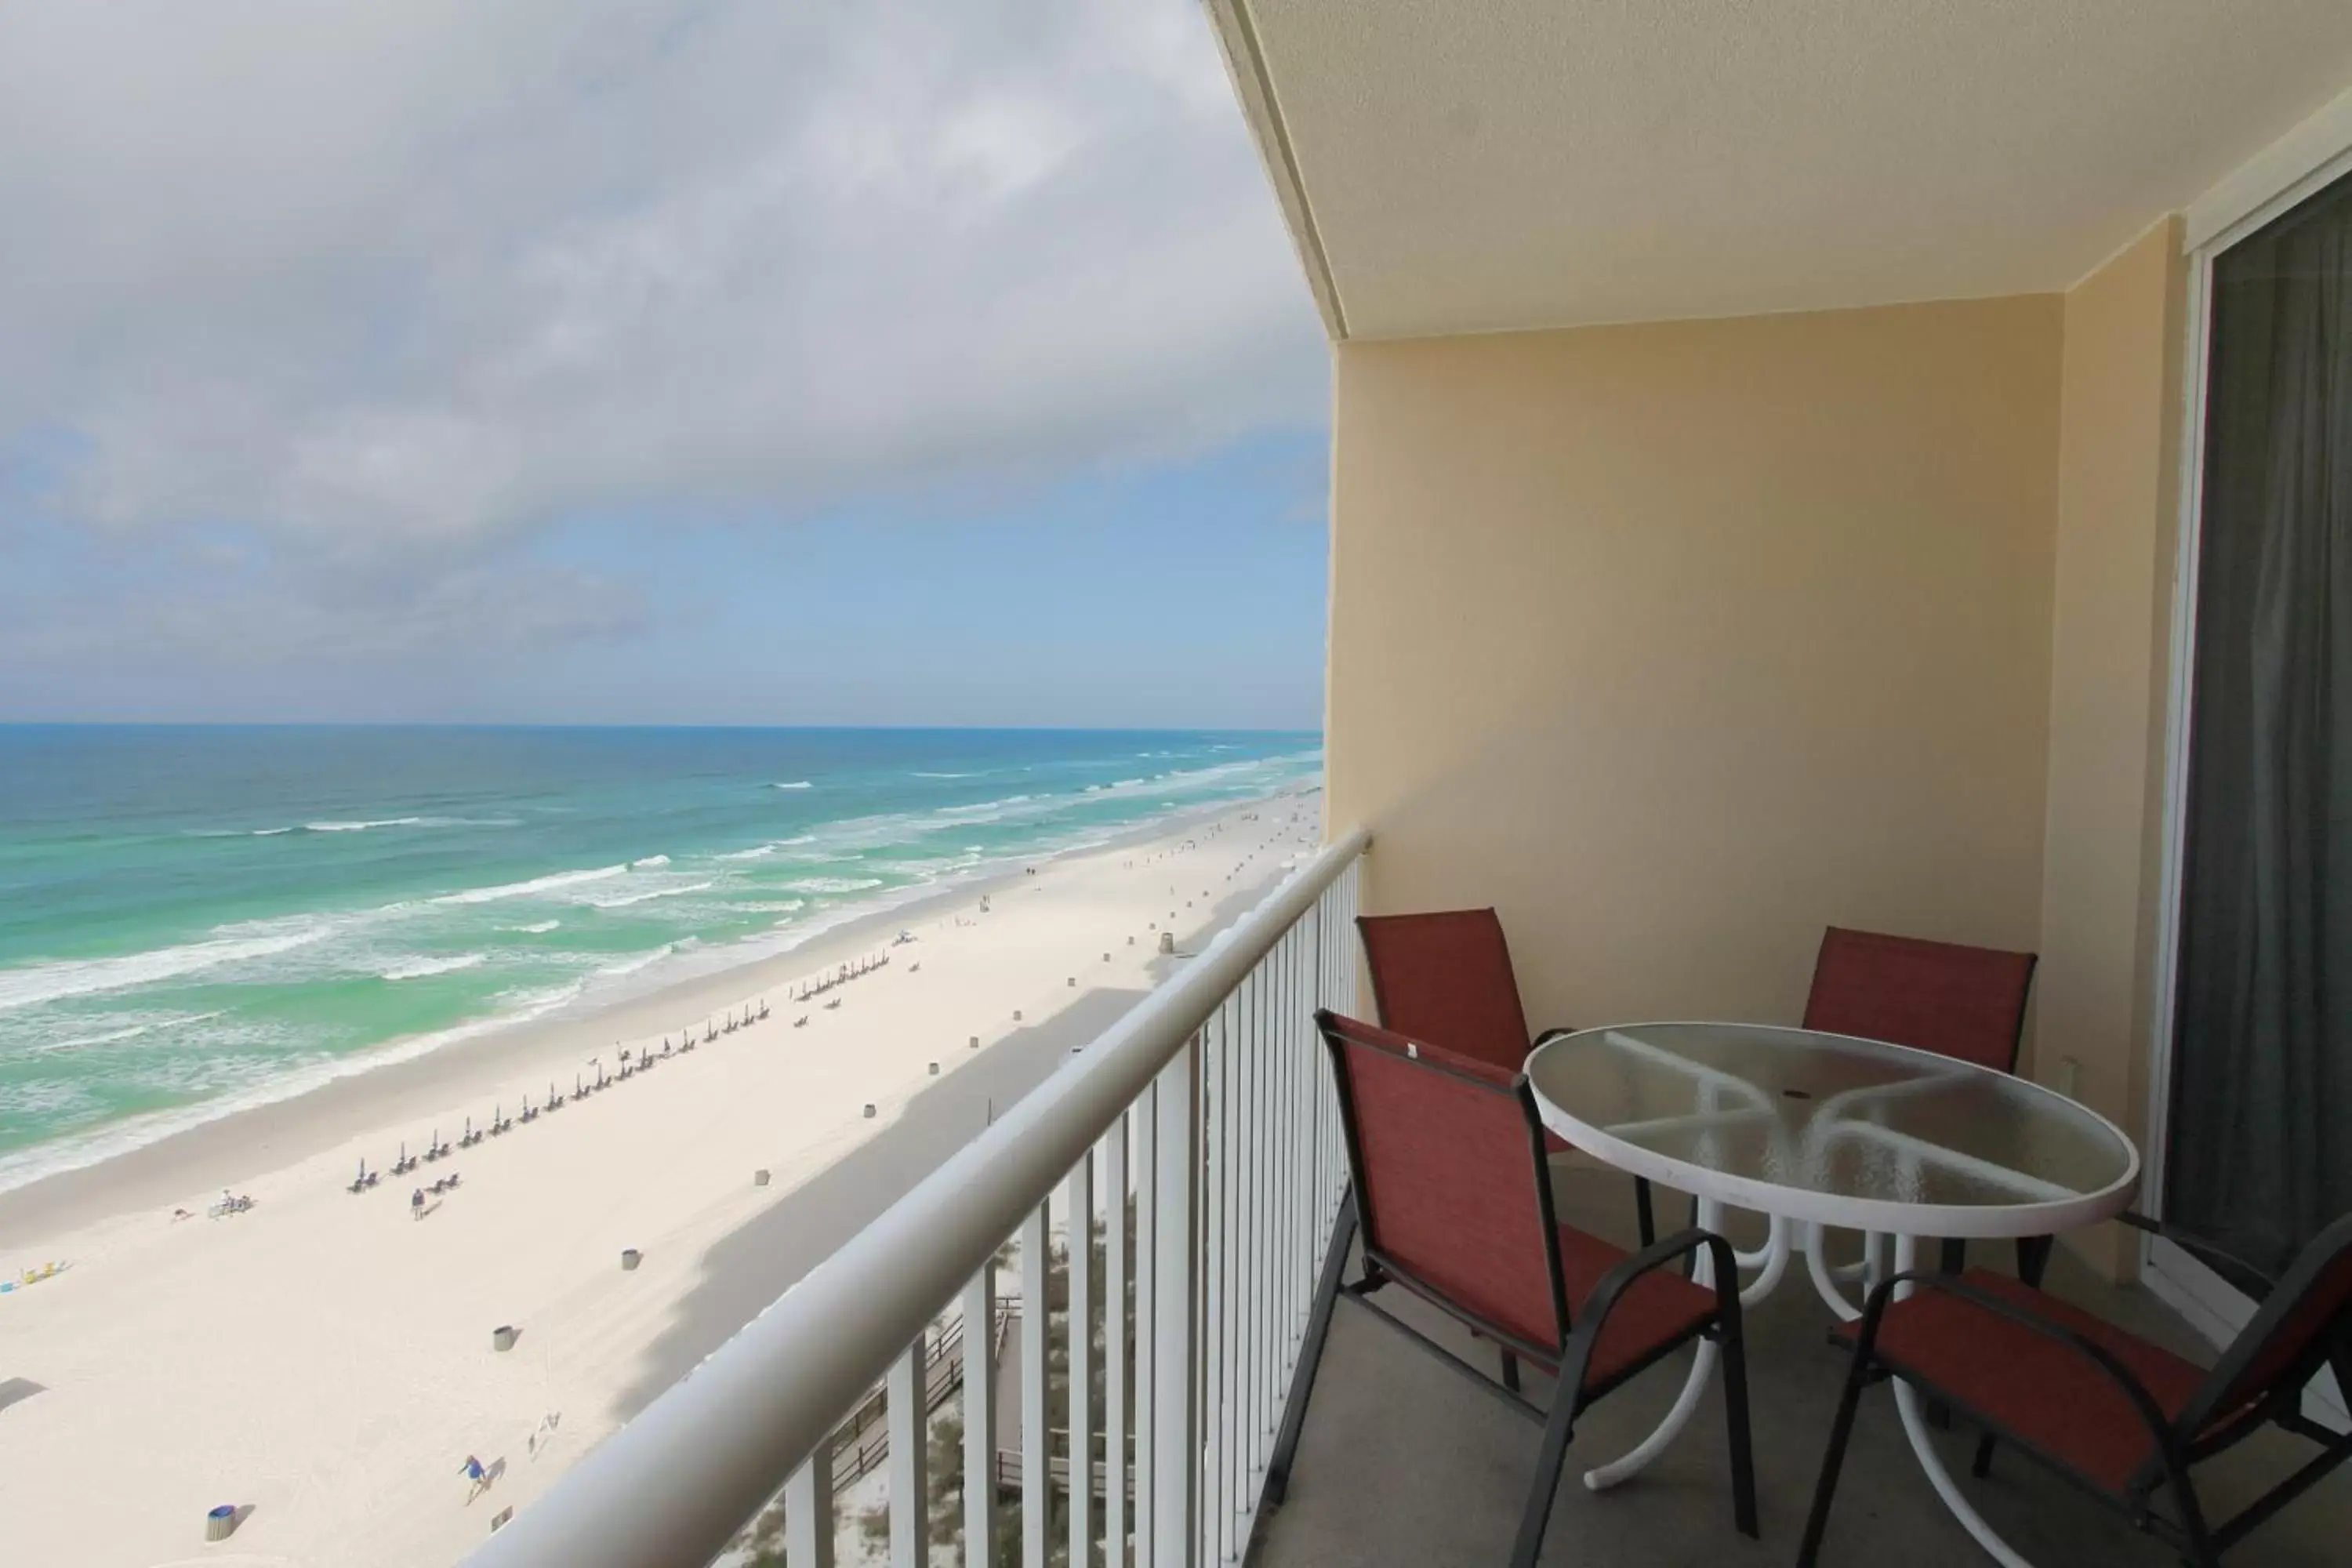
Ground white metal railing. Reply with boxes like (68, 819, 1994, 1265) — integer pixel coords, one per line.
(468, 828, 1367, 1568)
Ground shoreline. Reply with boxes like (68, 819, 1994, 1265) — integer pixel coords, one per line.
(0, 788, 1312, 1248)
(0, 789, 1323, 1568)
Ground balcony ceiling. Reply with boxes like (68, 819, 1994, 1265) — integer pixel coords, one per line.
(1210, 0, 2352, 340)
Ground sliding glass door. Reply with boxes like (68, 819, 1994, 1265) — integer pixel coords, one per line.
(2159, 168, 2352, 1421)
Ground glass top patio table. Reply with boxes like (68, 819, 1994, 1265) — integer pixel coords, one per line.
(1524, 1022, 2140, 1238)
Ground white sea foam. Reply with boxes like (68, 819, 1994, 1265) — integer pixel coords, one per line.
(716, 844, 775, 861)
(0, 986, 586, 1195)
(632, 854, 671, 869)
(430, 865, 628, 906)
(381, 953, 488, 982)
(593, 943, 678, 981)
(0, 920, 343, 1014)
(733, 899, 807, 914)
(583, 880, 715, 909)
(42, 1022, 153, 1051)
(770, 780, 813, 790)
(505, 920, 561, 935)
(912, 771, 976, 779)
(306, 817, 426, 833)
(935, 793, 1033, 818)
(785, 876, 887, 895)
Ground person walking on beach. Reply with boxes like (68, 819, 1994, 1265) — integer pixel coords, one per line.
(412, 1188, 426, 1221)
(462, 1454, 488, 1502)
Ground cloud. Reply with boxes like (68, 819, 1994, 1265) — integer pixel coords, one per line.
(0, 0, 1326, 683)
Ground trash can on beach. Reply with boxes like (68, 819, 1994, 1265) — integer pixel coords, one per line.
(205, 1505, 239, 1542)
(492, 1325, 518, 1352)
(620, 1248, 642, 1271)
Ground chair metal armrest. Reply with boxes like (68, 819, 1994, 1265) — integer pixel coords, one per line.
(1852, 1269, 2193, 1497)
(2116, 1213, 2278, 1301)
(1532, 1025, 1576, 1046)
(1557, 1227, 1738, 1410)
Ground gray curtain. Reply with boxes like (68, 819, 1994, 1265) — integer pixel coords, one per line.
(2168, 170, 2352, 1279)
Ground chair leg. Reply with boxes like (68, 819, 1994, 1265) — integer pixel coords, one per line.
(1635, 1176, 1657, 1247)
(1970, 1432, 1998, 1479)
(2016, 1234, 2053, 1289)
(1501, 1352, 1522, 1395)
(1265, 1191, 1356, 1507)
(1717, 1325, 1759, 1539)
(1508, 1379, 1581, 1568)
(1796, 1343, 1875, 1567)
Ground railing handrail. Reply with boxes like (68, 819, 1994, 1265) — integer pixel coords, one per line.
(469, 827, 1370, 1568)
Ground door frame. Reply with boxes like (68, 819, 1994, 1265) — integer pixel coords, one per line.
(2143, 92, 2352, 1426)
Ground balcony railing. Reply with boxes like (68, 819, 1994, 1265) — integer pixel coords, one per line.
(470, 828, 1368, 1568)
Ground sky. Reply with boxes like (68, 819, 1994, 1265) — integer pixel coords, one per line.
(0, 1, 1332, 730)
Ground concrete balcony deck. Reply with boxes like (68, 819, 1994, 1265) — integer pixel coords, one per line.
(1251, 1163, 2350, 1568)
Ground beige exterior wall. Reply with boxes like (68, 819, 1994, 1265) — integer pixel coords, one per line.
(2037, 220, 2190, 1277)
(1326, 298, 2065, 1034)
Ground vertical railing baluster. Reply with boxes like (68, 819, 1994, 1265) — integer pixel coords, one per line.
(1229, 973, 1248, 1531)
(1251, 959, 1270, 1486)
(1276, 929, 1295, 1443)
(1151, 1039, 1199, 1568)
(1134, 1082, 1156, 1568)
(964, 1257, 998, 1568)
(1070, 1148, 1095, 1568)
(1105, 1116, 1129, 1568)
(889, 1330, 929, 1568)
(1272, 927, 1291, 1454)
(1022, 1200, 1050, 1568)
(787, 1444, 833, 1568)
(1214, 1001, 1232, 1561)
(1250, 964, 1271, 1493)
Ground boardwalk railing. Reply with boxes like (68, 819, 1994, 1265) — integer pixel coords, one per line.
(469, 829, 1368, 1568)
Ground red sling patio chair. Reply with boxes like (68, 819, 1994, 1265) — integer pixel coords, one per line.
(1802, 925, 2048, 1285)
(1797, 1211, 2352, 1567)
(1266, 1011, 1757, 1568)
(1357, 909, 1661, 1245)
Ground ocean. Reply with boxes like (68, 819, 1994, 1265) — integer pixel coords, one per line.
(0, 725, 1321, 1188)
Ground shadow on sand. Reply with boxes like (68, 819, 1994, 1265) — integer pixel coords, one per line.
(614, 980, 1159, 1421)
(611, 848, 1296, 1421)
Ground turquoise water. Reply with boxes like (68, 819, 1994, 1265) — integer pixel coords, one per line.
(0, 726, 1320, 1185)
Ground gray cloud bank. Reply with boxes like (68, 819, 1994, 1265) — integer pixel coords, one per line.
(0, 1, 1326, 712)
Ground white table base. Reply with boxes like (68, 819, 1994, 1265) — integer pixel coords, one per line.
(1581, 1210, 2041, 1566)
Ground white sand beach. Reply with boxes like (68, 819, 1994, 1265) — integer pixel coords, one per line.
(0, 793, 1321, 1568)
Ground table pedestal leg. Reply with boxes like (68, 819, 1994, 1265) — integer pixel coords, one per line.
(1804, 1221, 1892, 1320)
(1584, 1196, 1781, 1490)
(1885, 1233, 2037, 1568)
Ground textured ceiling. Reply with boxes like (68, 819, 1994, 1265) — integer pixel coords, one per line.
(1218, 1, 2352, 339)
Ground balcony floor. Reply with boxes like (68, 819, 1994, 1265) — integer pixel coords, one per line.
(1250, 1165, 2350, 1567)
